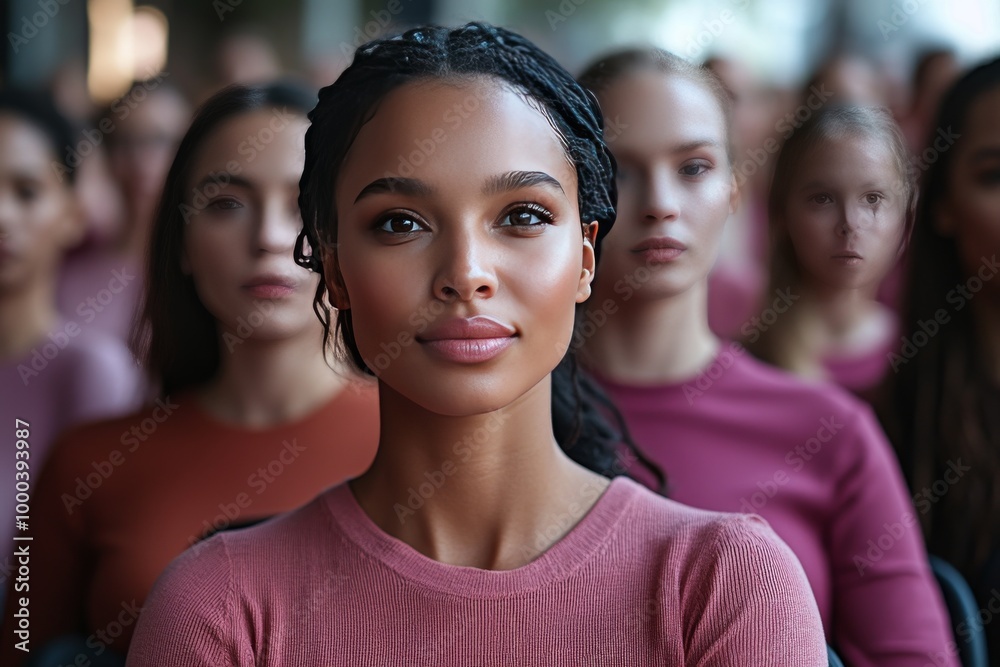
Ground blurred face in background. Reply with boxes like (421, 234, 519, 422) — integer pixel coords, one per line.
(106, 86, 190, 227)
(181, 109, 319, 345)
(783, 132, 906, 294)
(0, 114, 80, 294)
(938, 86, 1000, 300)
(592, 70, 737, 303)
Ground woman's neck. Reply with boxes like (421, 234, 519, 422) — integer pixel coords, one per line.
(803, 283, 889, 354)
(195, 329, 350, 427)
(580, 280, 719, 384)
(350, 376, 609, 570)
(0, 277, 60, 362)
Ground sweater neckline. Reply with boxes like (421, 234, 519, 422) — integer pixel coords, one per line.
(323, 475, 639, 598)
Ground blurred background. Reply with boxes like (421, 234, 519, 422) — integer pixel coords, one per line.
(4, 0, 1000, 108)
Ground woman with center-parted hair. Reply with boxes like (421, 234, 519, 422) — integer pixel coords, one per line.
(0, 81, 380, 666)
(575, 47, 955, 666)
(127, 23, 826, 666)
(883, 55, 1000, 664)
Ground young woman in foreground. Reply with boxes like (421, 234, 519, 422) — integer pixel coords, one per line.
(577, 48, 955, 666)
(126, 24, 826, 666)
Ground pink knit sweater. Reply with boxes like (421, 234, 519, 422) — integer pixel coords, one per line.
(127, 476, 827, 666)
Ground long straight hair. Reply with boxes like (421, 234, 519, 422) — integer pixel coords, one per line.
(130, 81, 316, 398)
(883, 57, 1000, 577)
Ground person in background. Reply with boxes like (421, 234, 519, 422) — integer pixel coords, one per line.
(577, 47, 956, 667)
(0, 81, 380, 666)
(902, 47, 962, 156)
(57, 80, 191, 342)
(0, 90, 143, 560)
(883, 55, 1000, 664)
(746, 105, 913, 400)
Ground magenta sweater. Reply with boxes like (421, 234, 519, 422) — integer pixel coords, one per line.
(593, 345, 958, 667)
(127, 476, 827, 666)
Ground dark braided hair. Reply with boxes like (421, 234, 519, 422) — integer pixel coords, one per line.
(294, 22, 663, 488)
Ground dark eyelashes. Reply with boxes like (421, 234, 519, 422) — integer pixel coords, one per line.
(370, 201, 557, 236)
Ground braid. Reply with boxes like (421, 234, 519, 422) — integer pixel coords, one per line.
(295, 21, 660, 484)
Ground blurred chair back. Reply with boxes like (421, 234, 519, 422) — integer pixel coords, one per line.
(930, 555, 989, 667)
(25, 634, 126, 667)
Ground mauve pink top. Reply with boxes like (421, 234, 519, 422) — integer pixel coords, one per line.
(593, 344, 958, 667)
(127, 476, 827, 666)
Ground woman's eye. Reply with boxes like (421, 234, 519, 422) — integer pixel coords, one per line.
(500, 206, 552, 227)
(377, 215, 424, 234)
(810, 194, 832, 205)
(977, 168, 1000, 186)
(864, 193, 884, 205)
(16, 186, 39, 202)
(207, 198, 242, 211)
(680, 162, 709, 177)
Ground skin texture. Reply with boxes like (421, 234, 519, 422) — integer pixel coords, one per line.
(181, 110, 343, 426)
(327, 77, 606, 569)
(0, 114, 82, 359)
(582, 70, 736, 383)
(784, 132, 907, 295)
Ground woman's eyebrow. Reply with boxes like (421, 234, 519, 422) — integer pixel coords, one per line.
(483, 170, 565, 196)
(354, 177, 433, 203)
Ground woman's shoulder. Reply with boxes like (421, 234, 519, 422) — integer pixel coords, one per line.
(617, 476, 787, 544)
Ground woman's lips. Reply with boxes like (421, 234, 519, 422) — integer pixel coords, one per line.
(242, 274, 299, 299)
(420, 337, 516, 363)
(631, 237, 687, 263)
(831, 252, 863, 266)
(417, 316, 517, 364)
(244, 284, 295, 298)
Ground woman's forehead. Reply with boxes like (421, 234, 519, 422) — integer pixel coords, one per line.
(336, 78, 579, 202)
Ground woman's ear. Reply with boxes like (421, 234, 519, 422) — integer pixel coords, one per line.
(576, 221, 599, 303)
(729, 173, 740, 215)
(320, 243, 351, 310)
